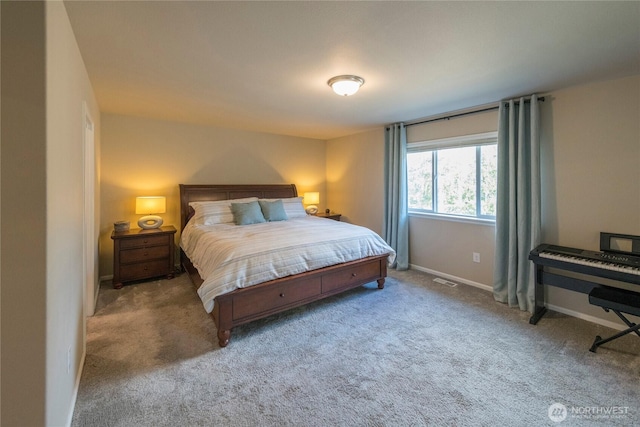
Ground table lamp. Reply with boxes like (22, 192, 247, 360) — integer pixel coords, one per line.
(303, 192, 319, 214)
(136, 196, 166, 229)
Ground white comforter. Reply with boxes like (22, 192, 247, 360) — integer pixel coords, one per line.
(180, 216, 396, 313)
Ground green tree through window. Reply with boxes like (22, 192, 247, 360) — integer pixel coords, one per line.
(407, 132, 497, 219)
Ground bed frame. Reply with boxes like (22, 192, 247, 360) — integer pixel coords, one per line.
(179, 184, 389, 347)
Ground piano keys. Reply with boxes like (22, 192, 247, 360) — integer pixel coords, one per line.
(528, 243, 640, 325)
(537, 244, 640, 276)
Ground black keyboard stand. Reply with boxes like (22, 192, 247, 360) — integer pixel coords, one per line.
(529, 262, 602, 325)
(588, 286, 640, 353)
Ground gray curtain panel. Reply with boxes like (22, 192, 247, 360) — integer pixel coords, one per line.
(493, 96, 541, 312)
(383, 123, 409, 270)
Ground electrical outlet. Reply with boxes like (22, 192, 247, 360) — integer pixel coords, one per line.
(67, 346, 72, 373)
(473, 252, 480, 263)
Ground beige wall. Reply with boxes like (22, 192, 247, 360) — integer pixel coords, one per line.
(1, 3, 47, 425)
(326, 128, 385, 234)
(1, 2, 101, 425)
(46, 2, 101, 425)
(99, 114, 326, 277)
(540, 75, 640, 323)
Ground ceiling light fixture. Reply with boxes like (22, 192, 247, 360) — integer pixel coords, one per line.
(327, 75, 365, 96)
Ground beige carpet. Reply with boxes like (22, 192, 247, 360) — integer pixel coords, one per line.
(72, 269, 640, 426)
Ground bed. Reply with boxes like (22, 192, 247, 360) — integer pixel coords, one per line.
(179, 184, 394, 347)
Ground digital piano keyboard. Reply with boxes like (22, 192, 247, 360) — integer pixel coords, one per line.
(536, 244, 640, 277)
(528, 237, 640, 325)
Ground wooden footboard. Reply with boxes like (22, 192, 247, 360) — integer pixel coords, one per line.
(212, 255, 387, 347)
(182, 250, 387, 347)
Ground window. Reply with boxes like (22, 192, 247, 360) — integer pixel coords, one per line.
(407, 132, 497, 220)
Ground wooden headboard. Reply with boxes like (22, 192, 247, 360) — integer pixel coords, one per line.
(179, 184, 298, 231)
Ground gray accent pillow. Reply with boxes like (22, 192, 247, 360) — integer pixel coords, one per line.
(231, 201, 266, 225)
(259, 199, 288, 222)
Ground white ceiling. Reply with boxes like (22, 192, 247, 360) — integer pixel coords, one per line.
(64, 1, 640, 140)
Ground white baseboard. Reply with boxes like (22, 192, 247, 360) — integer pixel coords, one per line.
(409, 264, 493, 292)
(408, 264, 630, 332)
(544, 303, 630, 332)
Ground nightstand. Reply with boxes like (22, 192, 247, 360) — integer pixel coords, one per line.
(316, 212, 341, 221)
(111, 225, 176, 289)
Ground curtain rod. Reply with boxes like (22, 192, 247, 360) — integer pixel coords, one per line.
(391, 96, 545, 130)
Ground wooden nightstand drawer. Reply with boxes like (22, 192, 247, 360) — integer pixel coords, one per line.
(111, 225, 176, 289)
(232, 277, 322, 321)
(119, 259, 171, 282)
(120, 245, 170, 264)
(321, 259, 381, 293)
(119, 234, 169, 249)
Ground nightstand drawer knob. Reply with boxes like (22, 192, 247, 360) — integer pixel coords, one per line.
(279, 293, 285, 298)
(352, 273, 357, 277)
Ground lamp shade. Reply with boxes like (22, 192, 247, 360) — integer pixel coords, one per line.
(303, 192, 320, 205)
(135, 196, 166, 214)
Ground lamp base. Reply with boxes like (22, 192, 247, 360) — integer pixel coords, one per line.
(138, 215, 163, 229)
(305, 205, 318, 215)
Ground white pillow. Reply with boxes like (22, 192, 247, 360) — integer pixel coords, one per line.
(260, 197, 306, 218)
(189, 197, 258, 225)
